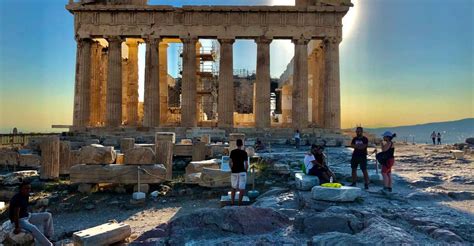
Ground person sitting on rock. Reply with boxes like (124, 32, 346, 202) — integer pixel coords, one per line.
(304, 144, 336, 184)
(254, 138, 266, 152)
(9, 181, 54, 246)
(229, 139, 248, 206)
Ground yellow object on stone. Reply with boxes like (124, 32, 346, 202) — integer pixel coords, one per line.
(321, 183, 342, 188)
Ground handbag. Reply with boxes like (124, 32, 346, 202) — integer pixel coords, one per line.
(376, 151, 390, 166)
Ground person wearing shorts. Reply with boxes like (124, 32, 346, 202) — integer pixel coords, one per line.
(380, 131, 396, 193)
(350, 127, 370, 189)
(229, 139, 248, 205)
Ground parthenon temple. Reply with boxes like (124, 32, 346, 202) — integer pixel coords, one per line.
(67, 0, 352, 135)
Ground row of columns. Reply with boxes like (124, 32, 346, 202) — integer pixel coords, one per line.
(73, 35, 341, 130)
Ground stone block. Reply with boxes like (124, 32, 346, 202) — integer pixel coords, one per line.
(85, 139, 100, 146)
(180, 139, 193, 145)
(120, 138, 135, 153)
(124, 147, 155, 165)
(199, 168, 231, 188)
(1, 170, 38, 185)
(59, 141, 72, 175)
(18, 154, 41, 167)
(115, 153, 124, 164)
(295, 172, 319, 191)
(40, 136, 60, 180)
(271, 163, 290, 175)
(73, 222, 131, 246)
(70, 164, 166, 184)
(155, 132, 176, 143)
(0, 150, 18, 165)
(200, 134, 211, 144)
(79, 145, 116, 164)
(210, 144, 226, 157)
(311, 186, 361, 202)
(185, 173, 202, 184)
(69, 150, 81, 165)
(185, 159, 220, 174)
(450, 150, 464, 160)
(0, 221, 34, 246)
(192, 142, 208, 161)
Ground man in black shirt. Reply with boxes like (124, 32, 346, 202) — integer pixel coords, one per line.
(350, 127, 370, 189)
(229, 139, 248, 205)
(9, 181, 54, 246)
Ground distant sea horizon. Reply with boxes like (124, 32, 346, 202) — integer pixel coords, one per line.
(1, 118, 473, 144)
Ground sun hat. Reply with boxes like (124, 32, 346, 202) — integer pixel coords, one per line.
(381, 131, 393, 137)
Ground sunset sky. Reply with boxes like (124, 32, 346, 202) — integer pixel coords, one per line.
(0, 0, 472, 133)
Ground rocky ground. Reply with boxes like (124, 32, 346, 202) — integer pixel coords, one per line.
(1, 143, 473, 245)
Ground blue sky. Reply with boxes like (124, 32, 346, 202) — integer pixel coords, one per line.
(0, 0, 472, 132)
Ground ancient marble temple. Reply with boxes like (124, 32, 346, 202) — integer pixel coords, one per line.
(66, 0, 352, 132)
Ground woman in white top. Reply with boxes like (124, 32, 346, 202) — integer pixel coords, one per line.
(294, 130, 301, 149)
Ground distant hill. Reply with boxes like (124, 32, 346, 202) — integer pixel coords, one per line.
(364, 118, 474, 144)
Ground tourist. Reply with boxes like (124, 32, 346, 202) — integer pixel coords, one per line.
(254, 138, 266, 152)
(229, 139, 248, 206)
(437, 132, 442, 145)
(376, 131, 396, 193)
(304, 144, 335, 184)
(350, 127, 370, 189)
(9, 181, 54, 246)
(431, 131, 436, 145)
(294, 130, 301, 149)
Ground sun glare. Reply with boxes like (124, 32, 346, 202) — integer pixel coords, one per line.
(342, 0, 360, 39)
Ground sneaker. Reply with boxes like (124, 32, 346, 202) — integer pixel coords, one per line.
(387, 187, 392, 192)
(364, 184, 369, 190)
(350, 183, 357, 187)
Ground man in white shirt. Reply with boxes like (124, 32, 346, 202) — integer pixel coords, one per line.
(303, 144, 333, 184)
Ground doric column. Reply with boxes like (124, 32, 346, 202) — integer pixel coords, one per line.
(143, 38, 161, 127)
(181, 37, 198, 127)
(218, 38, 235, 128)
(105, 37, 123, 127)
(310, 43, 325, 126)
(121, 57, 129, 124)
(323, 37, 341, 129)
(292, 37, 310, 129)
(126, 40, 139, 126)
(99, 49, 108, 125)
(255, 37, 272, 128)
(90, 41, 103, 126)
(159, 43, 169, 125)
(73, 38, 92, 128)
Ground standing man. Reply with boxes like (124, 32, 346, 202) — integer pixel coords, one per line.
(350, 127, 370, 189)
(431, 131, 437, 145)
(229, 139, 248, 206)
(437, 132, 442, 145)
(10, 181, 54, 246)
